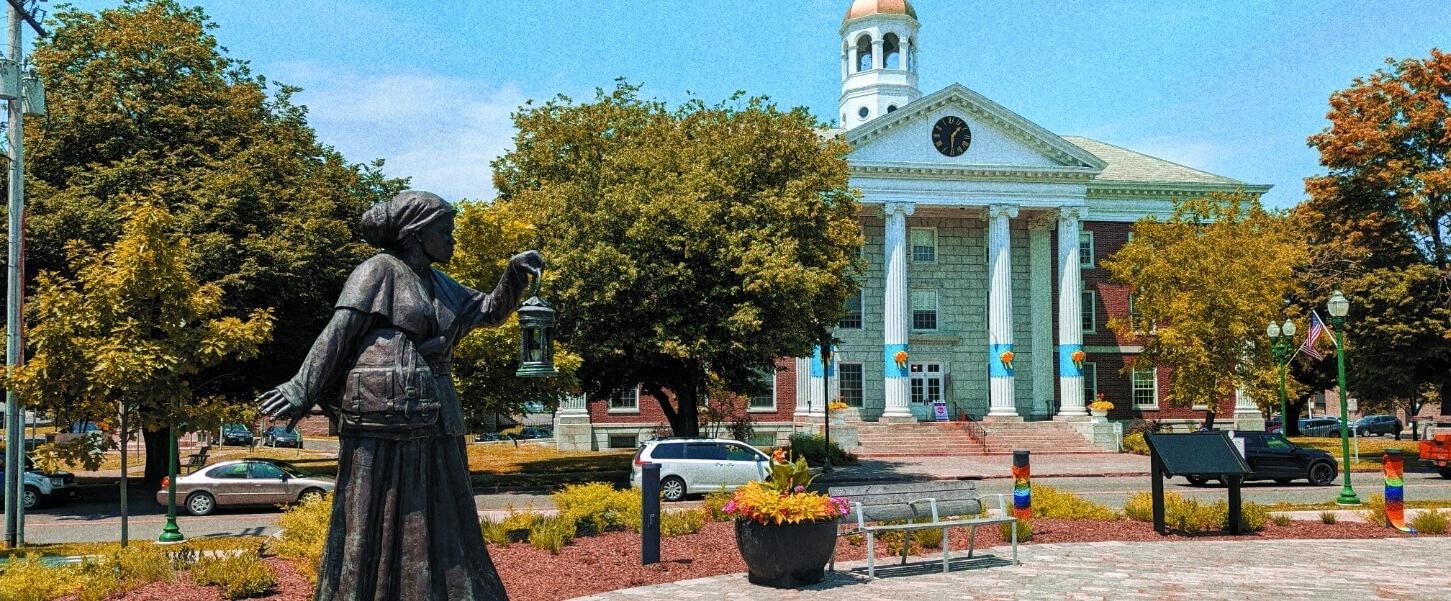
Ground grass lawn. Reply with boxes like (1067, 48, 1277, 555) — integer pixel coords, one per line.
(1287, 435, 1425, 471)
(468, 443, 633, 489)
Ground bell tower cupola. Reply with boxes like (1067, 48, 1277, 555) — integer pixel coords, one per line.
(839, 0, 921, 130)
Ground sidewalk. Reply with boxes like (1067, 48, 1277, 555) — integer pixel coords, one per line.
(822, 454, 1152, 482)
(577, 537, 1444, 600)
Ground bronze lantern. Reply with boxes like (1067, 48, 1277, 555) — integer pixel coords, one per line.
(515, 277, 558, 378)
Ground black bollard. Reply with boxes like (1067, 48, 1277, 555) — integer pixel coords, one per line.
(641, 462, 660, 565)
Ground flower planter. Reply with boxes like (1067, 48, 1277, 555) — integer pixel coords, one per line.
(829, 411, 846, 425)
(1090, 408, 1108, 418)
(734, 518, 838, 587)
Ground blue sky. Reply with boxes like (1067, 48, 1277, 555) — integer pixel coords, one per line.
(62, 1, 1451, 208)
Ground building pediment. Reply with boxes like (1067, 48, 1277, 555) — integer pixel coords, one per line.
(845, 84, 1106, 179)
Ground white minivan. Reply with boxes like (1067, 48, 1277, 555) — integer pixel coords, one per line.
(630, 438, 771, 502)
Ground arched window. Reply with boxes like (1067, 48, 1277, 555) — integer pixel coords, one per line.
(887, 105, 898, 113)
(883, 34, 901, 69)
(856, 35, 873, 72)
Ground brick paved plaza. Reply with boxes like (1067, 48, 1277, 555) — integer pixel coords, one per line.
(579, 537, 1444, 600)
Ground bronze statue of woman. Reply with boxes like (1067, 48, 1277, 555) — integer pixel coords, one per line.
(260, 190, 539, 600)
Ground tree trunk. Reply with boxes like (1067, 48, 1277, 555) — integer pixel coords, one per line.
(1285, 400, 1304, 437)
(1202, 408, 1216, 431)
(1440, 379, 1451, 418)
(141, 427, 174, 488)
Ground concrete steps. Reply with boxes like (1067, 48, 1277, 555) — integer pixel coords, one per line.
(853, 420, 1109, 457)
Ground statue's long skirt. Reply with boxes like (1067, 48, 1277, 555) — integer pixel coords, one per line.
(315, 434, 508, 601)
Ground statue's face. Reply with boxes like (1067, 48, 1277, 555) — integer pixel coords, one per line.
(417, 216, 456, 264)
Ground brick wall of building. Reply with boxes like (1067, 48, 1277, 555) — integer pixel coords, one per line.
(585, 357, 798, 427)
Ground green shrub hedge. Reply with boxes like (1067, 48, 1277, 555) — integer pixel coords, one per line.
(786, 433, 857, 466)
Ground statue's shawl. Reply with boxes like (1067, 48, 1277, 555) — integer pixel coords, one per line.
(335, 253, 471, 345)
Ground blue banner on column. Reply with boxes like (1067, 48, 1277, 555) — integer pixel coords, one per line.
(1058, 344, 1084, 378)
(810, 346, 835, 378)
(883, 343, 908, 378)
(989, 343, 1014, 378)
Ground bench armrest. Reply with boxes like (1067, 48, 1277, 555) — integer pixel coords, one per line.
(988, 493, 1010, 518)
(907, 497, 940, 522)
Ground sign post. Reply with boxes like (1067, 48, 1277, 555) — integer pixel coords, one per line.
(641, 462, 660, 565)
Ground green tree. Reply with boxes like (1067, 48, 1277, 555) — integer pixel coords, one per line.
(444, 199, 580, 427)
(491, 83, 862, 436)
(7, 203, 273, 544)
(15, 0, 404, 482)
(1104, 192, 1306, 427)
(1297, 48, 1451, 416)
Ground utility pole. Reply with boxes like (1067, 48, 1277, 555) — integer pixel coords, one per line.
(3, 0, 44, 549)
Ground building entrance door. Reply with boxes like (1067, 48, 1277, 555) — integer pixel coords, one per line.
(909, 363, 944, 421)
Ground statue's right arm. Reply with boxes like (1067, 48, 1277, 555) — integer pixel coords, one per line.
(259, 307, 376, 424)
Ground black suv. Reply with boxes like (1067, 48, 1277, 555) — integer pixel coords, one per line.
(1353, 415, 1402, 438)
(1184, 432, 1337, 486)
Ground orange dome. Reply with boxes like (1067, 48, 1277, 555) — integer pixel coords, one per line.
(844, 0, 917, 21)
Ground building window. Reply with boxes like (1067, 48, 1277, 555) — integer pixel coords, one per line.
(858, 106, 869, 119)
(1081, 290, 1096, 333)
(607, 434, 638, 449)
(909, 363, 945, 405)
(910, 227, 937, 263)
(1082, 362, 1098, 406)
(1133, 366, 1159, 408)
(608, 386, 639, 412)
(839, 363, 864, 407)
(912, 290, 938, 331)
(887, 104, 898, 113)
(839, 291, 863, 329)
(748, 369, 775, 411)
(1079, 231, 1095, 268)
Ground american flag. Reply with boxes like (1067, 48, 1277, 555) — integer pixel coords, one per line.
(1300, 310, 1335, 361)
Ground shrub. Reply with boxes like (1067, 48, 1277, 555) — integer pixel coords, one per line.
(913, 523, 943, 549)
(1000, 520, 1031, 542)
(785, 433, 856, 466)
(191, 552, 277, 599)
(552, 483, 638, 534)
(661, 509, 706, 537)
(1320, 511, 1338, 524)
(701, 491, 734, 522)
(1360, 494, 1388, 527)
(1121, 431, 1149, 456)
(528, 516, 577, 553)
(1122, 491, 1265, 533)
(1032, 485, 1117, 520)
(0, 554, 81, 601)
(1410, 508, 1449, 534)
(480, 517, 511, 545)
(500, 506, 545, 532)
(274, 491, 332, 584)
(1271, 513, 1292, 527)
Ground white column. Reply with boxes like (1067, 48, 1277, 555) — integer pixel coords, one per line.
(871, 39, 884, 70)
(900, 36, 911, 71)
(1234, 345, 1265, 430)
(1028, 214, 1054, 419)
(1056, 207, 1087, 417)
(882, 202, 914, 421)
(849, 46, 859, 74)
(808, 346, 831, 419)
(986, 204, 1019, 418)
(794, 357, 813, 418)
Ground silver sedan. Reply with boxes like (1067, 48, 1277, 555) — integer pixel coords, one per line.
(157, 459, 334, 516)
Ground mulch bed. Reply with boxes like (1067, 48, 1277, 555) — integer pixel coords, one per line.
(109, 519, 1421, 601)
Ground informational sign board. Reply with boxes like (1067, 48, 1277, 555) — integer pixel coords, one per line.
(1231, 436, 1246, 459)
(932, 401, 949, 421)
(1143, 432, 1252, 535)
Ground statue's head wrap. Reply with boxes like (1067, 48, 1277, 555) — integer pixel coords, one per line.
(360, 190, 456, 249)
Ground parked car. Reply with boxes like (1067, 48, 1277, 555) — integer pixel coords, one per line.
(515, 426, 553, 440)
(53, 420, 108, 445)
(0, 456, 77, 509)
(1298, 417, 1342, 437)
(261, 426, 302, 448)
(630, 438, 770, 502)
(221, 423, 255, 446)
(474, 432, 510, 443)
(158, 459, 334, 516)
(1353, 415, 1402, 438)
(1266, 417, 1283, 434)
(1182, 432, 1337, 486)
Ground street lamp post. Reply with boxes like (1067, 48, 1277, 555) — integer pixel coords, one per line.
(158, 425, 184, 542)
(1327, 290, 1359, 506)
(1267, 318, 1295, 435)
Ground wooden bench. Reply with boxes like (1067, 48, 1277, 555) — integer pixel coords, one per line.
(828, 481, 1018, 578)
(182, 446, 210, 474)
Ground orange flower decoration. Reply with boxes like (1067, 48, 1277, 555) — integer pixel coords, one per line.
(771, 448, 786, 463)
(1071, 350, 1086, 368)
(1000, 351, 1015, 369)
(893, 350, 909, 368)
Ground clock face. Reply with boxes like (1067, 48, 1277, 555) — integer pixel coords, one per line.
(931, 116, 972, 157)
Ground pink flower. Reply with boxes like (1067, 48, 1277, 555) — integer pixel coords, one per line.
(723, 501, 737, 514)
(794, 485, 805, 493)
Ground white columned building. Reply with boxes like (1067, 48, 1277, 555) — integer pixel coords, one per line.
(985, 204, 1019, 419)
(1056, 206, 1088, 417)
(880, 201, 914, 421)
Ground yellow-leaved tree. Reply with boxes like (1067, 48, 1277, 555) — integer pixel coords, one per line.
(7, 203, 273, 545)
(1103, 192, 1306, 428)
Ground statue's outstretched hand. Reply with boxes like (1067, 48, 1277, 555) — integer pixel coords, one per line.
(510, 250, 545, 279)
(258, 388, 305, 430)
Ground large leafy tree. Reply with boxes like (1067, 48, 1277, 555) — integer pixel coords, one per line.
(1296, 49, 1451, 417)
(491, 84, 862, 436)
(444, 199, 580, 427)
(8, 203, 273, 543)
(12, 0, 404, 481)
(1104, 193, 1306, 427)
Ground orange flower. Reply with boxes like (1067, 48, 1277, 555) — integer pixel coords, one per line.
(1000, 351, 1015, 369)
(772, 448, 786, 463)
(1071, 350, 1085, 368)
(893, 350, 909, 368)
